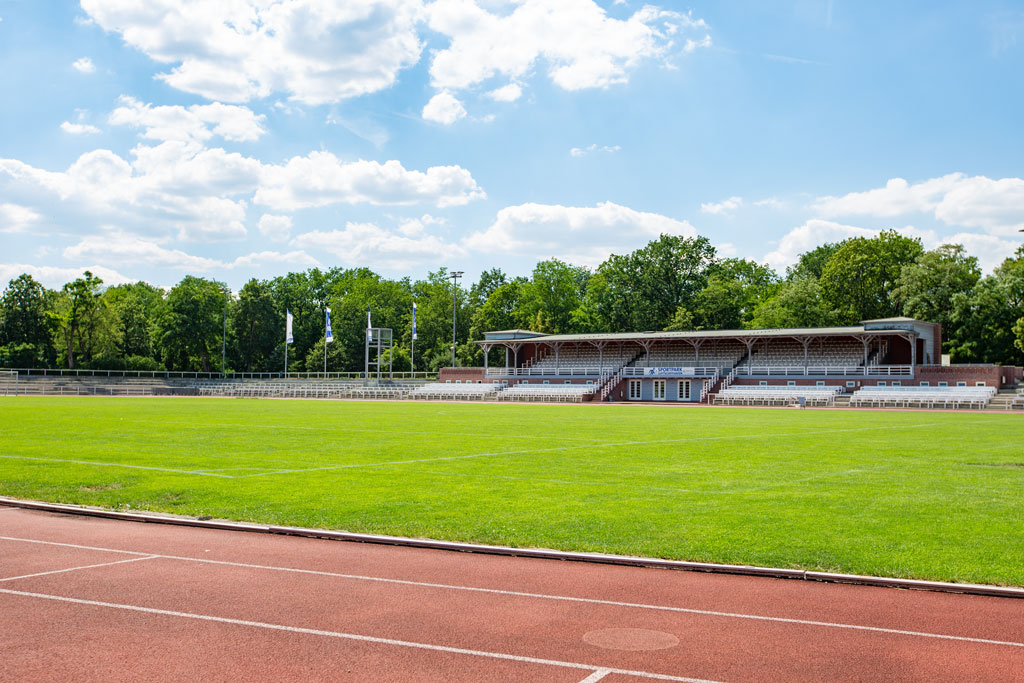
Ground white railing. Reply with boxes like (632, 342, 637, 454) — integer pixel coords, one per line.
(734, 365, 913, 377)
(600, 369, 622, 401)
(486, 366, 611, 377)
(700, 368, 720, 403)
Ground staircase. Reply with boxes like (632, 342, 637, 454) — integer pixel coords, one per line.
(598, 350, 645, 400)
(988, 384, 1024, 410)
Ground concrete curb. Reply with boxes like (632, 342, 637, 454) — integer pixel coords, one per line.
(2, 496, 1021, 599)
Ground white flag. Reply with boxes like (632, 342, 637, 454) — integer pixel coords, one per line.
(286, 310, 293, 344)
(412, 302, 417, 340)
(325, 308, 333, 344)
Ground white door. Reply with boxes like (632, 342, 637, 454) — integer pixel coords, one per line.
(653, 380, 666, 400)
(628, 379, 641, 400)
(680, 380, 691, 401)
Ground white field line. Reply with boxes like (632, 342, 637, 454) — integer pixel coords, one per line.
(0, 587, 719, 683)
(1, 535, 1021, 649)
(0, 555, 157, 583)
(579, 669, 612, 682)
(236, 422, 948, 478)
(0, 455, 235, 478)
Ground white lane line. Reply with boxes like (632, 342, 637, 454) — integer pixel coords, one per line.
(0, 455, 236, 478)
(579, 669, 612, 682)
(2, 535, 1021, 649)
(0, 555, 157, 583)
(0, 588, 718, 683)
(235, 422, 948, 478)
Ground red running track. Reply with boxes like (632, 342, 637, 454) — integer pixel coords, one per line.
(1, 506, 1022, 682)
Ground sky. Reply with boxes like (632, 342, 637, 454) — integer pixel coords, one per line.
(1, 0, 1023, 291)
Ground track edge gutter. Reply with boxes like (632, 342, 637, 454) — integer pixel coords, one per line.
(2, 496, 1021, 599)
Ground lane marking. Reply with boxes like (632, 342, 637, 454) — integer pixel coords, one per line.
(0, 556, 157, 583)
(2, 535, 1021, 648)
(0, 588, 719, 683)
(0, 455, 235, 478)
(579, 669, 613, 682)
(235, 422, 948, 478)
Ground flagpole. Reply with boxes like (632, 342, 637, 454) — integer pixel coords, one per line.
(411, 301, 417, 376)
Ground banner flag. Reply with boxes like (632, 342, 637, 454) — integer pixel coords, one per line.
(325, 307, 333, 343)
(286, 310, 293, 344)
(367, 308, 372, 340)
(412, 302, 418, 340)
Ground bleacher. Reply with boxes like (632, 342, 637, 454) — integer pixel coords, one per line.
(746, 339, 866, 368)
(527, 346, 636, 373)
(498, 383, 595, 403)
(642, 341, 745, 369)
(849, 385, 996, 409)
(199, 379, 429, 400)
(714, 384, 842, 406)
(407, 382, 502, 400)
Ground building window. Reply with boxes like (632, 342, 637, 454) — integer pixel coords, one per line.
(586, 380, 594, 385)
(445, 380, 452, 384)
(957, 381, 967, 387)
(543, 380, 550, 385)
(919, 381, 929, 386)
(759, 380, 768, 386)
(878, 381, 886, 386)
(816, 381, 825, 387)
(787, 380, 796, 387)
(976, 382, 986, 387)
(680, 380, 691, 400)
(846, 381, 856, 388)
(653, 379, 666, 400)
(938, 381, 948, 387)
(892, 381, 901, 387)
(628, 379, 641, 400)
(565, 380, 571, 384)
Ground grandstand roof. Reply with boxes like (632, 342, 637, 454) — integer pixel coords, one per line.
(479, 319, 937, 345)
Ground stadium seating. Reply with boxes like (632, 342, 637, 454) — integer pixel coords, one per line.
(498, 384, 596, 403)
(713, 385, 842, 406)
(641, 341, 745, 369)
(848, 385, 996, 409)
(407, 382, 502, 400)
(528, 346, 636, 373)
(745, 339, 867, 368)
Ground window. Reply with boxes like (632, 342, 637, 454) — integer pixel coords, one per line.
(938, 381, 948, 387)
(892, 381, 901, 387)
(759, 380, 768, 386)
(653, 379, 666, 400)
(543, 380, 550, 385)
(976, 382, 986, 387)
(877, 381, 886, 386)
(787, 381, 796, 387)
(628, 379, 641, 400)
(455, 380, 461, 384)
(680, 380, 691, 400)
(816, 381, 825, 387)
(586, 380, 594, 385)
(445, 380, 452, 384)
(565, 380, 571, 384)
(957, 381, 967, 387)
(846, 381, 856, 388)
(522, 380, 529, 385)
(919, 381, 929, 386)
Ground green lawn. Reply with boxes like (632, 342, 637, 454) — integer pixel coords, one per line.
(1, 397, 1022, 585)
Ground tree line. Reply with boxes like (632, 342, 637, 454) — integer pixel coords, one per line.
(2, 231, 1022, 373)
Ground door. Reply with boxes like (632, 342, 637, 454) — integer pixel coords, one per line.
(628, 379, 641, 400)
(653, 380, 666, 400)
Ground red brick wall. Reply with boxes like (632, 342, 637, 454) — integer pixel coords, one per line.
(915, 365, 1021, 389)
(438, 367, 486, 382)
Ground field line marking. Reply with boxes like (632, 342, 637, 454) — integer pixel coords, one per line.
(579, 669, 612, 682)
(2, 535, 1022, 649)
(0, 587, 719, 683)
(236, 422, 949, 478)
(0, 555, 157, 583)
(0, 455, 236, 478)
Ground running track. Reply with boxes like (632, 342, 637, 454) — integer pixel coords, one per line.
(1, 507, 1021, 682)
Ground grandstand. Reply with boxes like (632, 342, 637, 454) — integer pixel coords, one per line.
(848, 385, 996, 409)
(714, 385, 842, 407)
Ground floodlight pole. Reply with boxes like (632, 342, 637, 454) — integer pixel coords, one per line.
(449, 271, 463, 368)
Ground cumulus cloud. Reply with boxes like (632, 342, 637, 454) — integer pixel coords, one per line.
(60, 122, 102, 135)
(700, 196, 743, 215)
(421, 91, 467, 124)
(426, 1, 709, 93)
(813, 173, 1024, 235)
(0, 264, 134, 289)
(109, 96, 266, 144)
(753, 197, 786, 210)
(486, 83, 522, 102)
(63, 232, 224, 271)
(80, 0, 425, 104)
(0, 203, 42, 233)
(292, 221, 463, 270)
(231, 250, 321, 269)
(257, 214, 293, 242)
(464, 201, 697, 265)
(255, 152, 485, 210)
(72, 57, 96, 74)
(570, 143, 621, 157)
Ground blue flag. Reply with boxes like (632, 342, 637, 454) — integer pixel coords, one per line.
(286, 310, 293, 344)
(412, 302, 417, 340)
(325, 307, 333, 343)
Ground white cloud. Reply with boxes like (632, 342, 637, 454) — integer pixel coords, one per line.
(0, 203, 42, 233)
(700, 196, 742, 215)
(109, 96, 265, 144)
(813, 173, 1024, 235)
(63, 232, 224, 271)
(486, 83, 522, 102)
(231, 250, 320, 269)
(422, 91, 467, 125)
(72, 57, 96, 74)
(464, 201, 697, 266)
(0, 264, 135, 289)
(570, 143, 621, 157)
(80, 0, 425, 104)
(940, 232, 1024, 272)
(60, 121, 102, 135)
(753, 197, 786, 210)
(257, 214, 293, 242)
(292, 221, 463, 270)
(427, 1, 709, 93)
(255, 152, 485, 210)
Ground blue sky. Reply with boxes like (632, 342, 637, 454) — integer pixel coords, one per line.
(1, 0, 1022, 290)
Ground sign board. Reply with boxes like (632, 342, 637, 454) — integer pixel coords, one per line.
(642, 367, 697, 377)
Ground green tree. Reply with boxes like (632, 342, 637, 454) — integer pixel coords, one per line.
(691, 258, 779, 329)
(155, 276, 226, 372)
(517, 259, 590, 334)
(103, 282, 165, 359)
(749, 278, 838, 329)
(786, 242, 842, 281)
(892, 244, 981, 341)
(946, 247, 1024, 365)
(231, 279, 280, 372)
(819, 230, 924, 322)
(51, 271, 105, 368)
(0, 274, 57, 366)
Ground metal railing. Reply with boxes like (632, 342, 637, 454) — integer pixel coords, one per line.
(2, 368, 437, 380)
(486, 366, 613, 377)
(734, 365, 913, 377)
(621, 366, 722, 377)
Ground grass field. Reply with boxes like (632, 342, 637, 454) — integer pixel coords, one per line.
(1, 397, 1022, 585)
